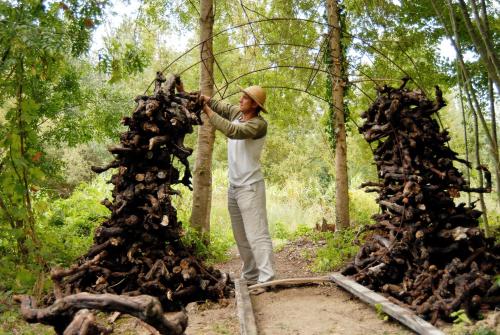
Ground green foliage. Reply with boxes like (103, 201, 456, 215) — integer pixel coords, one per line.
(451, 309, 473, 326)
(348, 188, 378, 226)
(374, 303, 389, 321)
(36, 177, 111, 267)
(313, 228, 362, 272)
(97, 19, 152, 83)
(0, 176, 110, 292)
(471, 328, 497, 335)
(269, 220, 293, 251)
(292, 223, 315, 239)
(271, 220, 292, 240)
(52, 141, 115, 190)
(180, 223, 233, 265)
(0, 0, 107, 264)
(0, 310, 53, 335)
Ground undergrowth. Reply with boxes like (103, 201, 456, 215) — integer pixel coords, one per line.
(312, 227, 363, 272)
(0, 176, 111, 294)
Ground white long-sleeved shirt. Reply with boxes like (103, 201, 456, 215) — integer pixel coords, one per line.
(208, 100, 267, 186)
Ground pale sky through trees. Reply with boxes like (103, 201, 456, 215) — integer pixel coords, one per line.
(91, 0, 193, 55)
(91, 1, 458, 68)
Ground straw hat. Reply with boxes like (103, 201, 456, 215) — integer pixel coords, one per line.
(240, 85, 267, 113)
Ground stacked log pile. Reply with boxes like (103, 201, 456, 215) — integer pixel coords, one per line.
(342, 81, 499, 324)
(15, 73, 231, 335)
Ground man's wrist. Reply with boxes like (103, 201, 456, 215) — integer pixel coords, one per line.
(203, 104, 215, 118)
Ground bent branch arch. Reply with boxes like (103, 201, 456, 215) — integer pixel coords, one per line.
(144, 17, 424, 94)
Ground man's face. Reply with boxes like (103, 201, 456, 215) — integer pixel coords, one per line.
(239, 93, 258, 114)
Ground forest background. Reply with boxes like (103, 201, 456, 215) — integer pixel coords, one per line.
(0, 0, 498, 330)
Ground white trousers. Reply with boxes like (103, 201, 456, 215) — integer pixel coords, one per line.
(228, 180, 275, 283)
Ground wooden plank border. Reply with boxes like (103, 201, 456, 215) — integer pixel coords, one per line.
(248, 276, 331, 289)
(329, 273, 444, 335)
(234, 279, 258, 335)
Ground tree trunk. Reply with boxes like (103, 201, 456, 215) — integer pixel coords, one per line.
(326, 0, 350, 229)
(191, 0, 215, 240)
(488, 77, 499, 205)
(15, 293, 187, 335)
(472, 97, 490, 236)
(456, 62, 471, 205)
(14, 60, 35, 260)
(440, 0, 500, 198)
(457, 0, 500, 93)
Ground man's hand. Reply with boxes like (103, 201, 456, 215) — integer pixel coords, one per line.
(199, 94, 211, 104)
(202, 103, 215, 118)
(175, 75, 185, 93)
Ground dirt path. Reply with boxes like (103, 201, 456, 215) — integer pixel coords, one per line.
(185, 237, 412, 335)
(251, 285, 410, 335)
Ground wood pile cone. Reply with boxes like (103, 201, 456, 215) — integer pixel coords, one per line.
(342, 80, 499, 324)
(15, 73, 231, 335)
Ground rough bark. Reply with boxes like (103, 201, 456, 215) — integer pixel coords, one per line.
(14, 293, 186, 335)
(63, 309, 113, 335)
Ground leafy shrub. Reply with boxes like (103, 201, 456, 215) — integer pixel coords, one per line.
(270, 220, 291, 240)
(36, 176, 111, 268)
(0, 176, 111, 293)
(313, 228, 362, 272)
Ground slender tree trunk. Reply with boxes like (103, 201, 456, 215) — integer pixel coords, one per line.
(457, 0, 500, 92)
(459, 67, 490, 234)
(12, 59, 45, 267)
(326, 0, 349, 229)
(488, 77, 500, 205)
(456, 65, 471, 206)
(479, 0, 500, 204)
(478, 0, 500, 205)
(472, 98, 490, 236)
(190, 0, 215, 241)
(14, 61, 30, 260)
(439, 0, 500, 193)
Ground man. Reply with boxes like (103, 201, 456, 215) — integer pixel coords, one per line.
(200, 86, 275, 284)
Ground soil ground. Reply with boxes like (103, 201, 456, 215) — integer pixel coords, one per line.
(183, 237, 499, 335)
(184, 237, 411, 335)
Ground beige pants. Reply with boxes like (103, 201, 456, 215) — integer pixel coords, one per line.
(228, 180, 275, 283)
